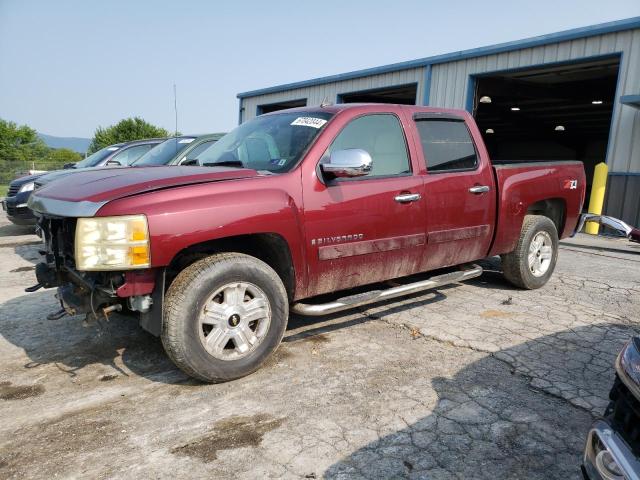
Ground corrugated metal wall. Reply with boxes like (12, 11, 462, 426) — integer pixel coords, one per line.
(428, 28, 640, 222)
(239, 28, 639, 223)
(239, 67, 425, 123)
(605, 175, 640, 227)
(429, 29, 640, 175)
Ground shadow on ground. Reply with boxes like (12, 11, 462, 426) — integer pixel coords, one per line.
(0, 277, 456, 385)
(0, 222, 34, 237)
(286, 287, 453, 343)
(324, 322, 636, 480)
(0, 290, 183, 382)
(464, 257, 519, 291)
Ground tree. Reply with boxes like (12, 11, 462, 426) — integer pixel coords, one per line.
(0, 118, 47, 163)
(0, 119, 87, 184)
(88, 117, 169, 153)
(0, 119, 50, 183)
(44, 147, 82, 165)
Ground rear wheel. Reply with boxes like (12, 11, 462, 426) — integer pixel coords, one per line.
(501, 214, 559, 289)
(162, 253, 288, 382)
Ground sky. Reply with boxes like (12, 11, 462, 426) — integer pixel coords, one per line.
(1, 0, 639, 138)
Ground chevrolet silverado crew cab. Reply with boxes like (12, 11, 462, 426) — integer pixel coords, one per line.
(27, 104, 586, 382)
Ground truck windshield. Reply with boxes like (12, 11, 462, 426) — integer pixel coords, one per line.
(75, 145, 121, 168)
(133, 137, 197, 166)
(196, 112, 333, 173)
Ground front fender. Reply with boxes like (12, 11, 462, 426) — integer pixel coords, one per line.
(96, 175, 307, 294)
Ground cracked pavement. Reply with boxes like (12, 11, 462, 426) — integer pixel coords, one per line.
(0, 212, 638, 479)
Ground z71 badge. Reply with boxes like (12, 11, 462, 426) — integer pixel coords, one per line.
(563, 179, 578, 190)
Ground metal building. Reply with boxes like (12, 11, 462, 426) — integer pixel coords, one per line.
(237, 17, 640, 225)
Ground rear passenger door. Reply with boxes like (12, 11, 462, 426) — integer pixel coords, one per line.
(302, 112, 426, 296)
(413, 114, 496, 270)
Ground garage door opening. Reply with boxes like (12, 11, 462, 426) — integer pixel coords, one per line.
(472, 56, 620, 193)
(338, 83, 417, 105)
(257, 98, 307, 115)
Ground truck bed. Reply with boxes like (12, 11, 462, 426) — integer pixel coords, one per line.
(489, 160, 586, 256)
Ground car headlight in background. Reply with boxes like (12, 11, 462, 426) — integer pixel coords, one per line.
(616, 337, 640, 397)
(75, 215, 150, 270)
(18, 182, 35, 193)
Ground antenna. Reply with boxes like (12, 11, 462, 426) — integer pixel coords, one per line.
(173, 83, 178, 137)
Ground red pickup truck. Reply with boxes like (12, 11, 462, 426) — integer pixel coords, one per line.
(28, 104, 586, 382)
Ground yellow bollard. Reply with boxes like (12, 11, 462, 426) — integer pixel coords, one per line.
(585, 162, 609, 235)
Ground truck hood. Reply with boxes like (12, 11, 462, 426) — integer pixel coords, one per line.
(31, 166, 259, 204)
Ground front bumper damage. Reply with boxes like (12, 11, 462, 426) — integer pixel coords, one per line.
(27, 215, 164, 335)
(583, 419, 640, 480)
(583, 339, 640, 480)
(575, 213, 640, 243)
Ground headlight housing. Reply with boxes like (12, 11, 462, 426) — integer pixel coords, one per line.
(616, 337, 640, 398)
(75, 215, 150, 271)
(18, 182, 35, 193)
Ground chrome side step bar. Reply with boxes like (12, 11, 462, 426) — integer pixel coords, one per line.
(291, 265, 483, 316)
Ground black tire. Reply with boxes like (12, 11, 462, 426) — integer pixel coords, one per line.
(501, 214, 559, 290)
(161, 253, 288, 382)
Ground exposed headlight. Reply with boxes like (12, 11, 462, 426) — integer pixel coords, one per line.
(75, 215, 150, 271)
(587, 433, 625, 480)
(18, 182, 35, 193)
(616, 337, 640, 397)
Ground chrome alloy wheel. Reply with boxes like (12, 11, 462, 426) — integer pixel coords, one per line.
(198, 282, 271, 361)
(528, 231, 553, 277)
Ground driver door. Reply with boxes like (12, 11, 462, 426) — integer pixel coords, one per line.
(302, 112, 426, 296)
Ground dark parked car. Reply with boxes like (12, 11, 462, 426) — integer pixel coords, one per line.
(583, 336, 640, 480)
(2, 138, 163, 225)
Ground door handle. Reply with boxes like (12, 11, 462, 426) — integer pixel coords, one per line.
(469, 185, 490, 194)
(394, 193, 421, 203)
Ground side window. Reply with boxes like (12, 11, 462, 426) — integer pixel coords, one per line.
(325, 114, 410, 177)
(415, 120, 478, 172)
(111, 144, 153, 165)
(180, 140, 214, 165)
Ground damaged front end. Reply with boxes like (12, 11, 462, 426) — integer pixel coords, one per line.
(28, 215, 163, 334)
(575, 213, 640, 243)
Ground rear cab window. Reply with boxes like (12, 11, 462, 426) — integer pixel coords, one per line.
(414, 117, 478, 173)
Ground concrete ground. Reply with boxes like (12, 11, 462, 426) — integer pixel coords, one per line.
(0, 212, 638, 480)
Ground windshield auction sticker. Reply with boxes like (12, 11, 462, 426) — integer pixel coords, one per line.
(291, 117, 327, 129)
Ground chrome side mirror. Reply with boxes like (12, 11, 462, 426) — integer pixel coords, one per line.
(321, 149, 372, 178)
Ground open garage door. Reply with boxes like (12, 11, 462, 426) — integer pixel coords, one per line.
(257, 98, 307, 115)
(472, 57, 620, 198)
(339, 83, 417, 105)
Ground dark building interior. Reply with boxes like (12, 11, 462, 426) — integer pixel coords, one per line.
(472, 57, 620, 191)
(257, 98, 307, 115)
(339, 83, 417, 104)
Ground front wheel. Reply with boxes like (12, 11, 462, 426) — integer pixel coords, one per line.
(501, 214, 559, 289)
(161, 253, 288, 382)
